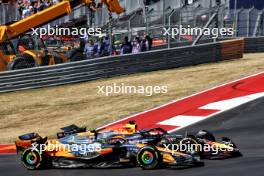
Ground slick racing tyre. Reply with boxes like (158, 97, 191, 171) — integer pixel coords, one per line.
(196, 130, 216, 142)
(180, 136, 202, 156)
(222, 137, 237, 148)
(21, 148, 43, 170)
(7, 54, 35, 70)
(221, 137, 242, 157)
(137, 146, 161, 170)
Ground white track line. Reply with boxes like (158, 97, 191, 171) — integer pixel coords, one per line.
(99, 71, 264, 129)
(158, 115, 209, 128)
(168, 92, 264, 133)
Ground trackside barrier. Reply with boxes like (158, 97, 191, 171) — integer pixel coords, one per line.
(152, 38, 233, 50)
(220, 39, 244, 60)
(0, 39, 244, 93)
(244, 37, 264, 53)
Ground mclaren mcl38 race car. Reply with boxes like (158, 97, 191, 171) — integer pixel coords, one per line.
(15, 122, 203, 170)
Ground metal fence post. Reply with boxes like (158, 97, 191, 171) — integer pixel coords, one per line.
(34, 35, 39, 67)
(233, 0, 237, 36)
(163, 0, 166, 27)
(253, 9, 263, 37)
(178, 1, 182, 42)
(214, 8, 219, 43)
(109, 13, 113, 56)
(128, 19, 131, 40)
(145, 6, 149, 34)
(128, 12, 137, 41)
(193, 8, 197, 41)
(247, 7, 254, 37)
(168, 9, 176, 49)
(259, 9, 264, 36)
(234, 8, 241, 37)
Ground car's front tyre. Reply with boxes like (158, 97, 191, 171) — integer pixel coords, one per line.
(137, 146, 161, 170)
(21, 148, 43, 170)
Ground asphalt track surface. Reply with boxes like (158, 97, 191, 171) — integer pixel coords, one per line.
(1, 98, 264, 176)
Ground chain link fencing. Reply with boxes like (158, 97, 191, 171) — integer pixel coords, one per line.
(1, 1, 264, 73)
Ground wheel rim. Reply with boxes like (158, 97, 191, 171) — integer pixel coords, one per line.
(141, 151, 154, 165)
(180, 138, 199, 153)
(25, 152, 38, 165)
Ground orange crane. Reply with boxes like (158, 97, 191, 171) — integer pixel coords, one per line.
(0, 0, 124, 71)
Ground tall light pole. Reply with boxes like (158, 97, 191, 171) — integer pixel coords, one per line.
(234, 0, 237, 37)
(163, 0, 166, 27)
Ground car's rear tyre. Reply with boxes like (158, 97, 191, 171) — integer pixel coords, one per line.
(180, 136, 202, 156)
(21, 148, 43, 170)
(221, 137, 242, 157)
(137, 146, 161, 170)
(7, 54, 35, 70)
(222, 137, 237, 148)
(196, 130, 216, 141)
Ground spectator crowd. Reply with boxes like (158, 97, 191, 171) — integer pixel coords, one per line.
(11, 0, 154, 59)
(82, 34, 153, 59)
(17, 0, 60, 19)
